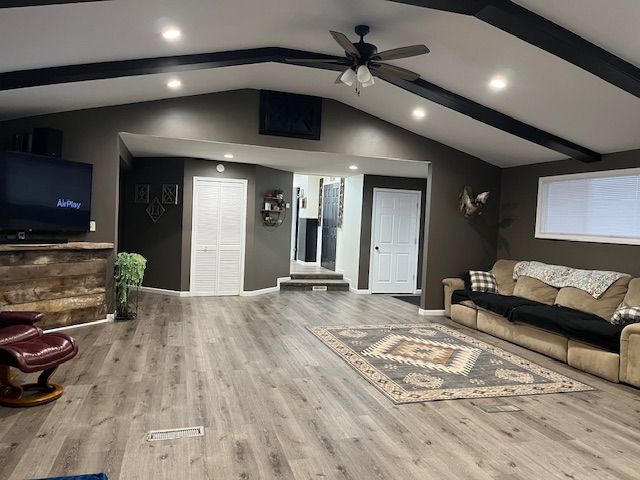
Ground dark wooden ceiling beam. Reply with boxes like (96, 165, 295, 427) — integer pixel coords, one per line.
(0, 47, 600, 162)
(377, 74, 600, 162)
(0, 48, 344, 90)
(389, 0, 640, 99)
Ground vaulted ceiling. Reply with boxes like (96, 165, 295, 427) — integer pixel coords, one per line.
(1, 0, 639, 167)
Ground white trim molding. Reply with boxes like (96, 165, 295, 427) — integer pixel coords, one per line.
(241, 286, 279, 296)
(350, 287, 371, 295)
(44, 316, 113, 333)
(535, 167, 640, 246)
(369, 187, 422, 294)
(342, 275, 370, 295)
(139, 286, 191, 297)
(419, 309, 446, 316)
(241, 277, 290, 297)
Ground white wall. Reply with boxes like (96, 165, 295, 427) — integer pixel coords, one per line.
(292, 174, 322, 262)
(335, 174, 364, 287)
(295, 174, 321, 219)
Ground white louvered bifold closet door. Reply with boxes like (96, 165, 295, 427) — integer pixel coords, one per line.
(191, 179, 246, 296)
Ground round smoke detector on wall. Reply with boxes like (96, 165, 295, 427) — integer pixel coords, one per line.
(216, 164, 225, 173)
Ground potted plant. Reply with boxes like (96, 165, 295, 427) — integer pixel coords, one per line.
(114, 252, 147, 320)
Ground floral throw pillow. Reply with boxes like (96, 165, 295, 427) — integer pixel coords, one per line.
(469, 270, 498, 294)
(610, 305, 640, 326)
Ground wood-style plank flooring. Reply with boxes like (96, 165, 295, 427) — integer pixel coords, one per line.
(1, 291, 640, 479)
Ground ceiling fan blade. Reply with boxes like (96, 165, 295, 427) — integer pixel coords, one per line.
(372, 45, 430, 61)
(370, 63, 421, 81)
(330, 31, 360, 58)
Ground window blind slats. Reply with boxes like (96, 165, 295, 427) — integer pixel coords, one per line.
(536, 169, 640, 245)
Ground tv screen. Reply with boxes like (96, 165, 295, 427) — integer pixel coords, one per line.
(0, 152, 93, 232)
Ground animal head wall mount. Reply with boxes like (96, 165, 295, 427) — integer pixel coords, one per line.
(459, 186, 490, 217)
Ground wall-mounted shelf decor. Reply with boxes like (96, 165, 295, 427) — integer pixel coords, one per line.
(261, 189, 287, 227)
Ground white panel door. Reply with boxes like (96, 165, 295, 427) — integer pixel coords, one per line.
(190, 178, 246, 296)
(371, 189, 421, 294)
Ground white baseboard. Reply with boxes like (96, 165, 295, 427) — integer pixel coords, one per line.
(44, 316, 113, 333)
(241, 286, 279, 296)
(419, 309, 446, 316)
(241, 276, 290, 296)
(414, 289, 422, 295)
(139, 286, 191, 297)
(350, 287, 371, 294)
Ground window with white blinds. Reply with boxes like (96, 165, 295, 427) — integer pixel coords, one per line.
(535, 168, 640, 245)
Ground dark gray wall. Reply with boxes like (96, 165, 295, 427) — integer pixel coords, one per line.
(358, 175, 428, 290)
(254, 166, 294, 288)
(0, 89, 501, 308)
(119, 158, 184, 290)
(499, 149, 640, 276)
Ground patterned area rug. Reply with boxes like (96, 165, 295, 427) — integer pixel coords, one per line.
(308, 323, 594, 403)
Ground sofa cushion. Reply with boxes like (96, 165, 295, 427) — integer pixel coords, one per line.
(622, 278, 640, 307)
(513, 276, 559, 305)
(554, 276, 631, 320)
(491, 259, 519, 296)
(509, 305, 625, 353)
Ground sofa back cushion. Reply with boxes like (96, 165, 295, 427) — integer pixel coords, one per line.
(492, 259, 519, 296)
(622, 278, 640, 307)
(513, 276, 559, 305)
(555, 276, 631, 320)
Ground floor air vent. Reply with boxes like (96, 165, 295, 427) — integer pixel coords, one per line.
(146, 426, 204, 442)
(312, 286, 328, 291)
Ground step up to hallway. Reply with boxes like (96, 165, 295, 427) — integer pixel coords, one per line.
(290, 272, 344, 280)
(281, 273, 349, 291)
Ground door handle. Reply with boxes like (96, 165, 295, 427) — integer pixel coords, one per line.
(375, 246, 379, 251)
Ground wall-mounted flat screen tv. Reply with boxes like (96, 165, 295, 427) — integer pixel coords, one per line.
(0, 152, 93, 232)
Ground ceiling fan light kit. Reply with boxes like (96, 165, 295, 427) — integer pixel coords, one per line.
(295, 25, 429, 95)
(339, 68, 356, 87)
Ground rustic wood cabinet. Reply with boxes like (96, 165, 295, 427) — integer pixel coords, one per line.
(0, 242, 114, 329)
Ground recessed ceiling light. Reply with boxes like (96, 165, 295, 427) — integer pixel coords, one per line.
(489, 76, 507, 91)
(162, 28, 181, 41)
(216, 164, 225, 173)
(412, 108, 427, 119)
(224, 153, 234, 159)
(349, 165, 358, 170)
(167, 79, 182, 90)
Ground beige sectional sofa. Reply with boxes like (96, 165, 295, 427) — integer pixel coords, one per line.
(443, 260, 640, 388)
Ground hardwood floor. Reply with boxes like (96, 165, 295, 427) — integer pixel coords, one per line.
(1, 291, 639, 479)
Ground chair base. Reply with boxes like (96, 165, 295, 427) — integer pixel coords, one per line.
(0, 365, 63, 408)
(0, 382, 64, 407)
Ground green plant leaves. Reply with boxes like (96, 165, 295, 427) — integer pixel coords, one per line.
(115, 252, 147, 308)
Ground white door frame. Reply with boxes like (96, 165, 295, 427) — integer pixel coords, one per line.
(190, 176, 248, 296)
(369, 187, 422, 294)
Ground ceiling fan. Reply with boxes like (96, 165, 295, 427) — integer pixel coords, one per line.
(290, 25, 430, 92)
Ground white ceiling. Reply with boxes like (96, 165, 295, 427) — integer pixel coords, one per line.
(120, 132, 430, 179)
(1, 0, 640, 167)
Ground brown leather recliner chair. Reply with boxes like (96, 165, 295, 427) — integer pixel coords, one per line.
(0, 311, 78, 407)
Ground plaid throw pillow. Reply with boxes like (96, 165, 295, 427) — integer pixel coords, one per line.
(611, 305, 640, 326)
(469, 270, 498, 294)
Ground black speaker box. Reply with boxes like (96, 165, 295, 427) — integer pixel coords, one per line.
(259, 90, 322, 140)
(32, 128, 63, 157)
